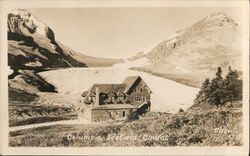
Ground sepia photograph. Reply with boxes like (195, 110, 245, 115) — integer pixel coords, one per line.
(0, 0, 249, 155)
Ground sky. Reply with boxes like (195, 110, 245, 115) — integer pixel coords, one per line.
(28, 7, 243, 58)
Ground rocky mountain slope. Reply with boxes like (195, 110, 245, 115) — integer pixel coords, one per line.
(131, 12, 242, 87)
(8, 9, 123, 93)
(8, 9, 122, 69)
(127, 51, 146, 61)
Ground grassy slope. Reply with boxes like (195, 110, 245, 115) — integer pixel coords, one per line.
(9, 87, 77, 127)
(9, 101, 242, 147)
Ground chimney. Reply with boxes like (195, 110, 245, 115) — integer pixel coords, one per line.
(95, 86, 99, 107)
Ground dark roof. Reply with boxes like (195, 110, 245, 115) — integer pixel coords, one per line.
(122, 76, 141, 93)
(89, 92, 96, 97)
(81, 91, 88, 97)
(108, 91, 116, 97)
(90, 84, 126, 94)
(84, 97, 91, 104)
(82, 76, 151, 104)
(117, 91, 126, 97)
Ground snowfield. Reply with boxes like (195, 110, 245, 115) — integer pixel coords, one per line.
(39, 61, 199, 113)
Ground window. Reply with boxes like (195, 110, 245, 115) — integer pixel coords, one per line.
(109, 112, 113, 117)
(118, 97, 123, 101)
(134, 88, 137, 92)
(140, 88, 143, 92)
(88, 97, 95, 102)
(134, 97, 142, 101)
(111, 97, 115, 102)
(122, 111, 126, 117)
(134, 96, 146, 102)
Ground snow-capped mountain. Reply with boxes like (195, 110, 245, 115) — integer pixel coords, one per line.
(132, 12, 242, 87)
(9, 9, 55, 42)
(8, 9, 122, 69)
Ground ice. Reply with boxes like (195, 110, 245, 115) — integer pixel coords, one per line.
(39, 65, 199, 113)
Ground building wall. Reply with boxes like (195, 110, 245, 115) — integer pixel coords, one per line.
(91, 108, 136, 122)
(78, 106, 92, 122)
(127, 79, 151, 104)
(79, 78, 152, 122)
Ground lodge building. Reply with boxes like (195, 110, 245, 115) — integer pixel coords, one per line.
(78, 76, 152, 122)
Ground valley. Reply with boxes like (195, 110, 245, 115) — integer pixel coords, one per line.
(6, 8, 244, 147)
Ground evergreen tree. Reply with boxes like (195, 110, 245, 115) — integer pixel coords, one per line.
(222, 66, 242, 103)
(203, 78, 211, 102)
(208, 67, 224, 107)
(216, 66, 222, 77)
(194, 66, 242, 107)
(194, 78, 211, 104)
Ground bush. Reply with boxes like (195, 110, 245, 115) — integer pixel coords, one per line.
(178, 108, 184, 113)
(9, 101, 243, 147)
(168, 135, 178, 146)
(126, 110, 140, 122)
(167, 116, 189, 129)
(126, 103, 151, 122)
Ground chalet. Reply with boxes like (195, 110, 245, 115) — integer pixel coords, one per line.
(78, 76, 152, 122)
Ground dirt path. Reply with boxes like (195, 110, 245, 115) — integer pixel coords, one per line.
(9, 119, 90, 132)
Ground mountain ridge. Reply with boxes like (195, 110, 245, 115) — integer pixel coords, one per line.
(8, 9, 123, 69)
(129, 12, 242, 87)
(7, 9, 123, 94)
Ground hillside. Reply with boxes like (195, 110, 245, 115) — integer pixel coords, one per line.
(130, 12, 242, 87)
(8, 9, 122, 70)
(9, 101, 242, 146)
(9, 69, 57, 93)
(127, 51, 146, 62)
(8, 9, 123, 94)
(8, 87, 77, 127)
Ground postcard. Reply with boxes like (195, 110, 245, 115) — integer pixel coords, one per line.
(0, 0, 249, 155)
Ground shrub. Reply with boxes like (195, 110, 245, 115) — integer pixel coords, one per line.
(178, 108, 184, 113)
(168, 135, 178, 146)
(188, 135, 203, 144)
(167, 116, 189, 129)
(126, 110, 140, 122)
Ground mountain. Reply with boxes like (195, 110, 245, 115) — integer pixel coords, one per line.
(8, 9, 123, 70)
(127, 51, 146, 62)
(131, 12, 242, 87)
(7, 9, 123, 94)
